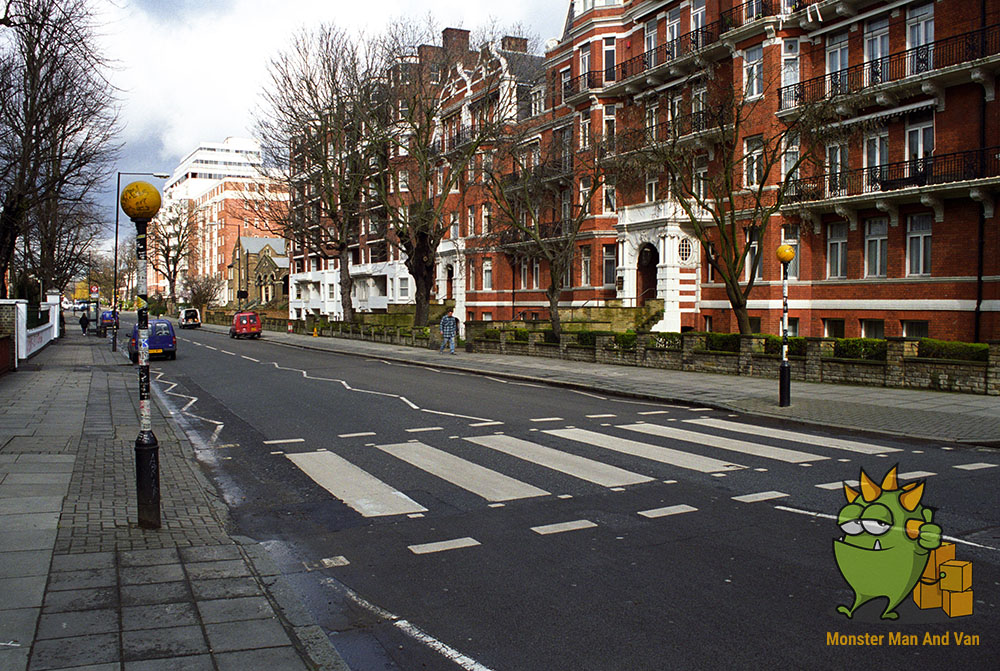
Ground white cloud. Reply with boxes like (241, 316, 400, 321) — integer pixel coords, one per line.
(100, 0, 565, 169)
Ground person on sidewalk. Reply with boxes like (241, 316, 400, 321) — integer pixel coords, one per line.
(79, 312, 90, 335)
(439, 308, 459, 354)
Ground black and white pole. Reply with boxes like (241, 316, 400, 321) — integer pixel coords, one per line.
(776, 244, 796, 407)
(121, 182, 163, 529)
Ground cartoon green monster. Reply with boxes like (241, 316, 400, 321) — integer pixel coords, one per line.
(834, 466, 942, 620)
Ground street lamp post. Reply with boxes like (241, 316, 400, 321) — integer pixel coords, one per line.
(120, 181, 163, 529)
(113, 171, 169, 351)
(776, 244, 796, 407)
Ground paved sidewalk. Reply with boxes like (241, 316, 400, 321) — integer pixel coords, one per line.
(203, 323, 1000, 446)
(0, 329, 349, 671)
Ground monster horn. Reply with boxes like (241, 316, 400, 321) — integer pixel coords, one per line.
(899, 482, 925, 511)
(880, 466, 899, 491)
(844, 482, 860, 503)
(859, 469, 881, 502)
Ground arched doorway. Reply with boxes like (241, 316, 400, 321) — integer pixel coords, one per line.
(636, 243, 658, 307)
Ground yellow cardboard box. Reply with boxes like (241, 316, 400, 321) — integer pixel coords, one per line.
(943, 588, 974, 617)
(940, 560, 972, 593)
(912, 580, 943, 609)
(921, 542, 955, 581)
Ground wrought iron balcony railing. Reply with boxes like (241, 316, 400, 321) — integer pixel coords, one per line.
(719, 0, 776, 33)
(784, 146, 1000, 204)
(779, 23, 1000, 111)
(614, 23, 721, 84)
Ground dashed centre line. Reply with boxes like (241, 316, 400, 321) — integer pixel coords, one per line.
(732, 491, 789, 503)
(639, 504, 698, 519)
(339, 432, 376, 438)
(409, 537, 481, 555)
(405, 427, 444, 433)
(263, 438, 305, 445)
(220, 349, 235, 355)
(954, 462, 997, 471)
(529, 417, 564, 423)
(241, 355, 259, 362)
(531, 520, 597, 535)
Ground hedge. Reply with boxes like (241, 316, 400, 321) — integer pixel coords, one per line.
(763, 335, 808, 357)
(917, 338, 989, 362)
(833, 338, 887, 361)
(704, 332, 740, 353)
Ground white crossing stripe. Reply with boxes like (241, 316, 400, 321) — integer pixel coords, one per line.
(620, 423, 825, 464)
(464, 435, 653, 488)
(733, 491, 789, 503)
(531, 520, 597, 535)
(815, 471, 937, 490)
(639, 504, 698, 519)
(377, 442, 549, 502)
(954, 462, 998, 471)
(285, 450, 427, 517)
(545, 428, 744, 473)
(409, 537, 481, 555)
(683, 418, 902, 455)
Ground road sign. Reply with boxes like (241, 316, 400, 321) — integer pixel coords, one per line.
(90, 285, 99, 298)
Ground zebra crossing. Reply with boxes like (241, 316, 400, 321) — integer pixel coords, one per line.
(273, 418, 943, 519)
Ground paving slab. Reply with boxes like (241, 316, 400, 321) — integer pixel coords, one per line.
(121, 625, 208, 662)
(0, 550, 52, 578)
(1, 576, 48, 609)
(34, 609, 118, 640)
(204, 618, 292, 653)
(195, 596, 275, 624)
(121, 602, 199, 631)
(0, 607, 41, 646)
(28, 633, 119, 670)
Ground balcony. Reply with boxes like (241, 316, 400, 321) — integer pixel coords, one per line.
(616, 110, 730, 154)
(604, 23, 725, 96)
(778, 24, 1000, 112)
(563, 70, 605, 105)
(784, 146, 1000, 208)
(719, 0, 777, 33)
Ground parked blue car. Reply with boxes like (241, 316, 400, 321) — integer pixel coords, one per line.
(128, 319, 177, 363)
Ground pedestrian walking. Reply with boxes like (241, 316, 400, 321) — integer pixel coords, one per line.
(79, 312, 90, 335)
(439, 308, 458, 354)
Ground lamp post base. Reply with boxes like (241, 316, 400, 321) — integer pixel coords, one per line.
(779, 361, 791, 407)
(135, 431, 161, 529)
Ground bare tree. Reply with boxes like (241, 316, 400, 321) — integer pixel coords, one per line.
(117, 231, 138, 304)
(148, 200, 198, 312)
(481, 123, 609, 337)
(254, 24, 381, 323)
(614, 65, 833, 334)
(183, 274, 225, 310)
(367, 19, 539, 325)
(0, 0, 119, 298)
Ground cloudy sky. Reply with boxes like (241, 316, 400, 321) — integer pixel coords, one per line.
(98, 0, 567, 219)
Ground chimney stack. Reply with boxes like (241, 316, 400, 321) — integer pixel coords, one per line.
(442, 28, 471, 54)
(501, 36, 529, 53)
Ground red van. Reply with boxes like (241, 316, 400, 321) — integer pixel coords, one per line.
(230, 311, 262, 339)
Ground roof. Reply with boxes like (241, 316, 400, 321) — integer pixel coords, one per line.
(239, 237, 286, 255)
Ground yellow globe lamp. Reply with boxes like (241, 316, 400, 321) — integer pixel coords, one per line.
(120, 181, 162, 220)
(776, 243, 796, 264)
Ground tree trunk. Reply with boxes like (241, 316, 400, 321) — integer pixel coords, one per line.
(338, 252, 354, 322)
(546, 283, 563, 338)
(722, 279, 751, 334)
(405, 232, 437, 327)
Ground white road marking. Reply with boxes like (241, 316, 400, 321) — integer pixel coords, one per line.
(531, 519, 597, 535)
(405, 427, 443, 433)
(690, 407, 715, 412)
(339, 432, 376, 438)
(954, 462, 998, 471)
(529, 417, 564, 422)
(220, 349, 235, 355)
(241, 355, 259, 362)
(546, 428, 745, 474)
(422, 408, 493, 422)
(815, 471, 937, 490)
(732, 491, 789, 503)
(557, 494, 573, 499)
(586, 414, 616, 418)
(570, 389, 606, 399)
(638, 411, 671, 415)
(378, 442, 549, 502)
(205, 346, 217, 351)
(320, 556, 350, 568)
(263, 438, 305, 445)
(639, 504, 698, 518)
(682, 417, 902, 455)
(285, 450, 427, 517)
(464, 435, 654, 488)
(269, 451, 284, 455)
(774, 505, 999, 552)
(409, 537, 481, 554)
(469, 421, 503, 427)
(620, 423, 825, 464)
(320, 579, 497, 671)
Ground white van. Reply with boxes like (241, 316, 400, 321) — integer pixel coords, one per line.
(178, 308, 201, 329)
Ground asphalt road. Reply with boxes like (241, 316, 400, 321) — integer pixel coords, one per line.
(121, 319, 1000, 670)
